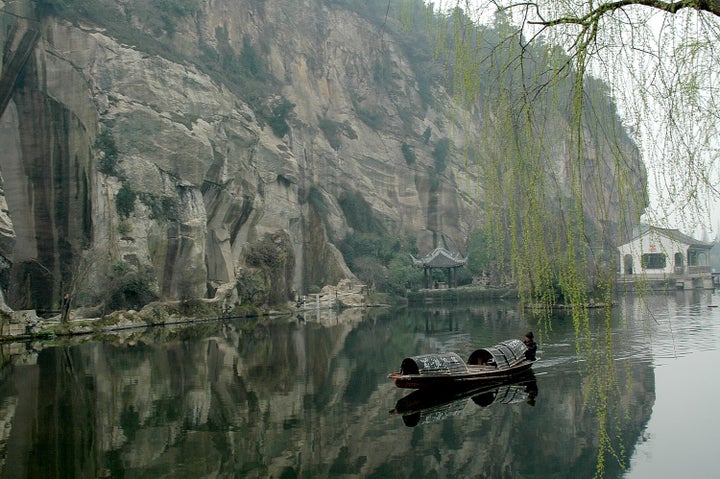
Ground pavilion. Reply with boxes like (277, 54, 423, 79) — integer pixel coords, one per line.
(411, 247, 467, 289)
(616, 226, 713, 290)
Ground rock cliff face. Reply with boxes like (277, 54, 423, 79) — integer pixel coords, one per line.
(0, 0, 646, 310)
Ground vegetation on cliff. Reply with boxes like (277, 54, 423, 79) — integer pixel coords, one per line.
(7, 0, 643, 315)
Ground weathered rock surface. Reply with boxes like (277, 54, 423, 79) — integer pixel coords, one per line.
(0, 0, 646, 311)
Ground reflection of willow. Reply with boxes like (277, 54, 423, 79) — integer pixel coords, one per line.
(327, 7, 651, 471)
(396, 4, 645, 475)
(529, 297, 639, 478)
(573, 303, 629, 478)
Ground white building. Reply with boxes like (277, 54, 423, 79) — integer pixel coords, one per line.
(617, 227, 713, 289)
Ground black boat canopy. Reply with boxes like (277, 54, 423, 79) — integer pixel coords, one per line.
(400, 352, 469, 376)
(398, 339, 529, 375)
(467, 339, 527, 368)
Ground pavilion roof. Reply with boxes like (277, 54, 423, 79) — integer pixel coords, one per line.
(411, 247, 467, 268)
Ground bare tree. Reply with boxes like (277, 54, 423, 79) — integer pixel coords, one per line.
(61, 249, 96, 323)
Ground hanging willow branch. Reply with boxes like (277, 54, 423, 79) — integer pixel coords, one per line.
(524, 0, 720, 28)
(394, 1, 715, 475)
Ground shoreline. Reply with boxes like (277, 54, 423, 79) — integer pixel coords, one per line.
(1, 281, 387, 344)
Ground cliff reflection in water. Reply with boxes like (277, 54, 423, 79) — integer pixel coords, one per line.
(0, 301, 656, 478)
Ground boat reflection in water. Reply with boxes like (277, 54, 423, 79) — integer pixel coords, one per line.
(390, 371, 538, 427)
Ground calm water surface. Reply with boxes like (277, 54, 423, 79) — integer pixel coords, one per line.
(0, 290, 718, 478)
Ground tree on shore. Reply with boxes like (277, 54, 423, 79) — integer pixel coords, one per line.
(408, 3, 719, 476)
(60, 249, 95, 323)
(404, 1, 719, 304)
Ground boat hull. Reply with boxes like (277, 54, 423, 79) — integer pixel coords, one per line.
(388, 360, 535, 389)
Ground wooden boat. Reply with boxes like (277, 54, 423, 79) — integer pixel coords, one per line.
(387, 339, 535, 389)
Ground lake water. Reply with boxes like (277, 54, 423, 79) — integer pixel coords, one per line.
(0, 290, 718, 478)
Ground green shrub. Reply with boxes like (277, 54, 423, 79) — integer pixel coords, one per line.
(153, 0, 198, 17)
(356, 106, 383, 130)
(397, 106, 417, 135)
(318, 117, 358, 149)
(307, 186, 328, 217)
(239, 35, 268, 81)
(338, 191, 385, 234)
(373, 58, 389, 84)
(139, 193, 179, 221)
(386, 253, 424, 294)
(95, 129, 119, 175)
(466, 228, 493, 276)
(268, 98, 295, 137)
(422, 127, 432, 144)
(118, 220, 132, 235)
(339, 231, 421, 296)
(246, 241, 284, 268)
(432, 137, 450, 172)
(116, 184, 136, 218)
(428, 174, 440, 193)
(401, 143, 415, 165)
(104, 262, 158, 313)
(319, 117, 342, 150)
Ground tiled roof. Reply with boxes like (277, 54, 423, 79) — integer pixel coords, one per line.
(621, 226, 713, 249)
(650, 227, 713, 248)
(411, 247, 467, 268)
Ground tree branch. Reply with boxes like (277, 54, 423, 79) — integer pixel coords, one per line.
(529, 0, 720, 27)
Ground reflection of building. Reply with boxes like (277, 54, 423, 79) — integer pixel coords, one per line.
(617, 227, 713, 289)
(411, 247, 467, 289)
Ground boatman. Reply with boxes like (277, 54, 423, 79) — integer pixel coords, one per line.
(523, 332, 537, 361)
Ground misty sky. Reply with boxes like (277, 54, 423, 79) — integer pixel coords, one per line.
(433, 1, 720, 239)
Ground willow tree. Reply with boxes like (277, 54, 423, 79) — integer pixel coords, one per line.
(417, 1, 720, 307)
(399, 2, 720, 476)
(407, 0, 720, 320)
(512, 0, 719, 223)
